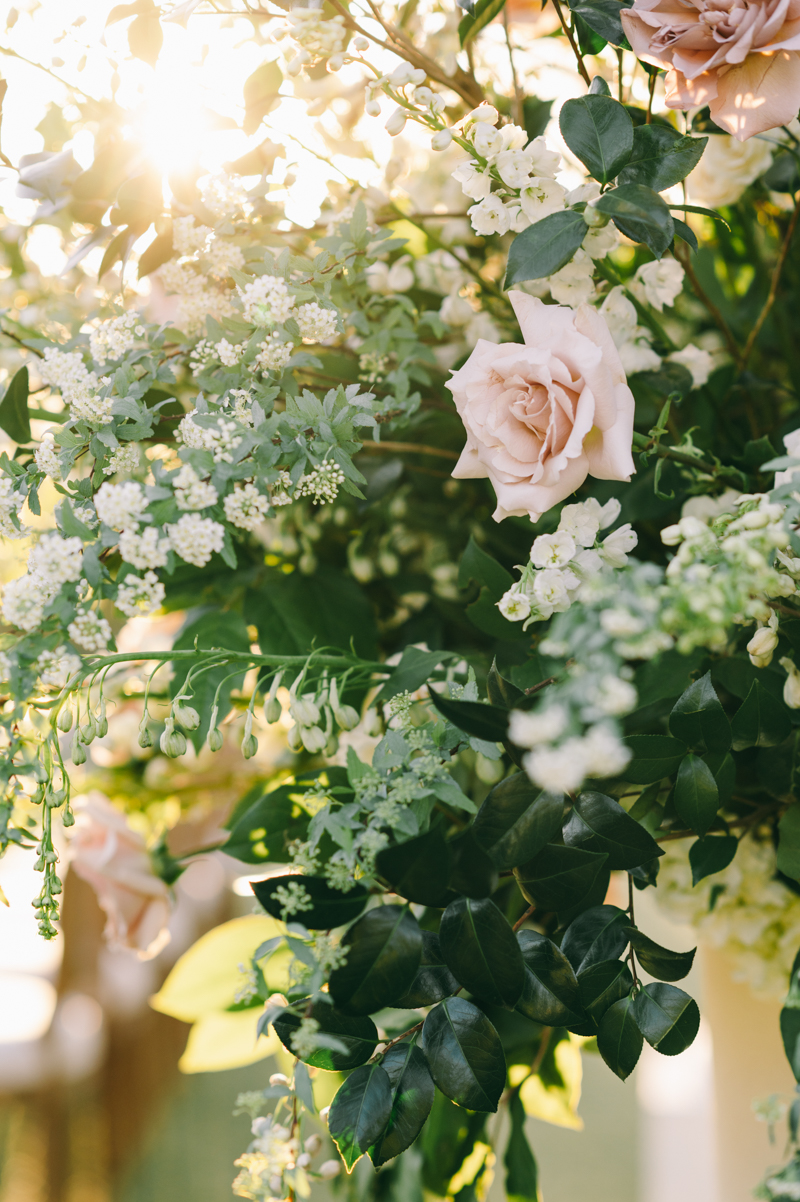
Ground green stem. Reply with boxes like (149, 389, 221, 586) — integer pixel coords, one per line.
(631, 431, 722, 476)
(594, 259, 677, 350)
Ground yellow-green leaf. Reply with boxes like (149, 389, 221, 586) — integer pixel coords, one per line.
(517, 1036, 583, 1130)
(179, 1009, 280, 1073)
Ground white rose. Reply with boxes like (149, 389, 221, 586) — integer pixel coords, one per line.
(668, 344, 714, 387)
(632, 258, 685, 312)
(686, 133, 773, 208)
(519, 177, 567, 222)
(448, 292, 635, 521)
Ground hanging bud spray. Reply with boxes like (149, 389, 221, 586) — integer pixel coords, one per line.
(160, 719, 187, 758)
(264, 672, 283, 724)
(57, 704, 73, 733)
(173, 696, 200, 731)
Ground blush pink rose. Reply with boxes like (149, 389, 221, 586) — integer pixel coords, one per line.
(447, 292, 635, 522)
(621, 0, 800, 140)
(69, 792, 172, 959)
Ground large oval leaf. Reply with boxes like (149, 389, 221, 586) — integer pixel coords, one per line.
(439, 897, 525, 1008)
(428, 691, 509, 742)
(328, 1062, 393, 1171)
(594, 183, 674, 258)
(624, 927, 696, 982)
(577, 959, 633, 1025)
(329, 905, 423, 1016)
(505, 209, 588, 287)
(514, 844, 608, 912)
(394, 932, 460, 1009)
(473, 776, 565, 870)
(421, 997, 506, 1112)
(668, 671, 731, 753)
(633, 983, 700, 1055)
(370, 1043, 435, 1167)
(559, 94, 633, 184)
(273, 997, 378, 1071)
(673, 754, 719, 835)
(562, 792, 662, 870)
(376, 827, 452, 906)
(597, 996, 643, 1080)
(622, 735, 688, 784)
(515, 930, 585, 1027)
(252, 874, 369, 930)
(617, 126, 707, 192)
(560, 905, 630, 974)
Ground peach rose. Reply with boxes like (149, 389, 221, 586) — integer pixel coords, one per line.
(69, 792, 172, 959)
(621, 0, 800, 140)
(447, 292, 635, 522)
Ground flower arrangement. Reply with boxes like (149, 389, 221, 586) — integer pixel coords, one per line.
(4, 0, 800, 1196)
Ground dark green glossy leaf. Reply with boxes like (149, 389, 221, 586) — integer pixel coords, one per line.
(673, 218, 698, 252)
(504, 1091, 539, 1202)
(578, 959, 633, 1024)
(624, 926, 696, 982)
(328, 1062, 393, 1171)
(329, 905, 423, 1016)
(569, 0, 628, 45)
(487, 660, 524, 709)
(595, 183, 675, 258)
(428, 691, 508, 743)
(778, 806, 800, 880)
(673, 754, 719, 835)
(669, 672, 731, 753)
(376, 827, 452, 906)
(731, 680, 792, 750)
(252, 874, 369, 930)
(448, 828, 499, 898)
(597, 997, 643, 1080)
(370, 1044, 435, 1167)
(374, 647, 452, 705)
(560, 904, 630, 974)
(781, 947, 800, 1081)
(623, 735, 688, 783)
(439, 897, 525, 1008)
(617, 126, 707, 191)
(244, 566, 377, 661)
(458, 0, 506, 46)
(689, 834, 738, 884)
(458, 534, 513, 595)
(504, 209, 587, 287)
(273, 998, 378, 1071)
(515, 845, 609, 913)
(559, 95, 634, 184)
(0, 366, 30, 445)
(421, 997, 506, 1112)
(515, 929, 585, 1026)
(563, 791, 662, 870)
(472, 775, 564, 870)
(223, 778, 318, 864)
(394, 931, 460, 1009)
(633, 983, 700, 1055)
(523, 96, 553, 141)
(705, 750, 735, 806)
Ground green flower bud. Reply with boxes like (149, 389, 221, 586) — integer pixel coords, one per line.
(325, 732, 339, 757)
(174, 699, 200, 730)
(160, 725, 187, 758)
(242, 733, 259, 759)
(61, 809, 75, 829)
(47, 788, 67, 808)
(208, 727, 224, 752)
(138, 723, 153, 749)
(333, 704, 360, 731)
(81, 717, 96, 744)
(72, 739, 87, 765)
(31, 785, 45, 806)
(292, 696, 320, 727)
(301, 725, 327, 754)
(56, 706, 73, 733)
(96, 698, 108, 738)
(287, 723, 304, 752)
(264, 696, 282, 724)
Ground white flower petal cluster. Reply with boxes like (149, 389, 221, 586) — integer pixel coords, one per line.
(94, 481, 148, 531)
(167, 513, 225, 567)
(177, 413, 243, 462)
(223, 483, 269, 531)
(89, 312, 142, 366)
(119, 526, 170, 571)
(36, 645, 81, 689)
(630, 257, 685, 312)
(67, 609, 112, 653)
(0, 476, 27, 539)
(600, 286, 661, 374)
(296, 302, 338, 342)
(523, 724, 631, 792)
(173, 463, 218, 511)
(2, 534, 84, 631)
(103, 443, 140, 477)
(35, 432, 62, 479)
(254, 334, 293, 373)
(296, 462, 346, 505)
(238, 275, 296, 325)
(115, 571, 165, 618)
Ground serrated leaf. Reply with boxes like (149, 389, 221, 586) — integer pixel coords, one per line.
(633, 983, 700, 1055)
(689, 834, 738, 884)
(514, 844, 609, 913)
(328, 1062, 393, 1171)
(273, 998, 378, 1071)
(370, 1043, 435, 1167)
(595, 183, 675, 258)
(624, 926, 696, 982)
(472, 775, 564, 870)
(562, 791, 662, 870)
(597, 996, 642, 1079)
(329, 905, 422, 1016)
(560, 905, 630, 974)
(439, 897, 525, 1008)
(731, 679, 792, 750)
(375, 827, 452, 906)
(252, 874, 369, 930)
(559, 95, 633, 184)
(421, 997, 506, 1112)
(504, 209, 587, 287)
(673, 754, 719, 835)
(394, 931, 460, 1008)
(515, 930, 585, 1027)
(669, 672, 731, 752)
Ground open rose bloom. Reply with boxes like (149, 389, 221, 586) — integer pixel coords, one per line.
(69, 792, 172, 959)
(621, 0, 800, 139)
(447, 292, 635, 522)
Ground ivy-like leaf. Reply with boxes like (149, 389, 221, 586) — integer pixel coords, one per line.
(624, 927, 696, 982)
(597, 997, 643, 1080)
(515, 930, 585, 1027)
(329, 905, 423, 1016)
(633, 983, 700, 1055)
(439, 897, 525, 1008)
(252, 874, 368, 930)
(421, 997, 506, 1112)
(273, 998, 378, 1071)
(562, 792, 662, 870)
(328, 1062, 393, 1171)
(370, 1043, 435, 1167)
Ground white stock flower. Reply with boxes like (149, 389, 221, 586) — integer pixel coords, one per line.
(452, 160, 493, 201)
(780, 656, 800, 708)
(533, 567, 572, 615)
(167, 513, 225, 567)
(748, 625, 779, 667)
(467, 195, 511, 236)
(600, 523, 637, 567)
(508, 704, 568, 747)
(618, 337, 661, 374)
(548, 250, 596, 306)
(525, 137, 562, 177)
(559, 497, 620, 546)
(633, 258, 685, 312)
(582, 222, 620, 259)
(530, 530, 576, 568)
(471, 122, 504, 157)
(94, 481, 148, 531)
(519, 178, 567, 223)
(498, 588, 532, 621)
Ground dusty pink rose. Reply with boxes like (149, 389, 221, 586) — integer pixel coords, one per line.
(69, 792, 172, 959)
(447, 292, 635, 522)
(621, 0, 800, 140)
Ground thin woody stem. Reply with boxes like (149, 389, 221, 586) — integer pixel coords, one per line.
(513, 904, 536, 933)
(549, 0, 591, 85)
(674, 240, 741, 363)
(359, 440, 459, 461)
(740, 190, 800, 367)
(503, 5, 525, 129)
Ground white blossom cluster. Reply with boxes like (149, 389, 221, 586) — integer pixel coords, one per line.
(0, 476, 27, 539)
(34, 432, 62, 480)
(118, 526, 170, 571)
(103, 443, 140, 477)
(36, 645, 81, 689)
(177, 413, 243, 462)
(296, 462, 346, 505)
(166, 513, 225, 567)
(115, 571, 165, 618)
(224, 483, 270, 531)
(94, 481, 148, 531)
(2, 535, 84, 632)
(238, 275, 296, 325)
(253, 334, 293, 374)
(173, 463, 218, 511)
(39, 349, 110, 426)
(232, 1115, 299, 1202)
(280, 7, 346, 75)
(296, 302, 338, 342)
(88, 312, 143, 366)
(498, 498, 637, 625)
(67, 609, 112, 653)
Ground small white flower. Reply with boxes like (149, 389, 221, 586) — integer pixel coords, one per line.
(548, 249, 596, 306)
(524, 738, 588, 792)
(498, 589, 531, 621)
(519, 177, 567, 223)
(781, 657, 800, 708)
(508, 705, 568, 748)
(94, 482, 148, 531)
(668, 344, 714, 388)
(531, 531, 576, 569)
(581, 725, 632, 778)
(632, 258, 685, 312)
(467, 195, 510, 237)
(533, 567, 572, 615)
(452, 160, 494, 201)
(600, 523, 637, 567)
(748, 626, 779, 667)
(167, 514, 225, 567)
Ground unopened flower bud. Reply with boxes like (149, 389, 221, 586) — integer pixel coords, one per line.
(138, 722, 153, 748)
(72, 739, 87, 765)
(319, 1160, 341, 1179)
(301, 725, 327, 753)
(208, 727, 224, 751)
(431, 128, 453, 151)
(161, 724, 187, 758)
(264, 695, 282, 723)
(292, 696, 320, 726)
(328, 53, 345, 71)
(334, 703, 360, 730)
(365, 98, 381, 116)
(242, 733, 259, 759)
(47, 788, 67, 808)
(57, 706, 73, 732)
(96, 697, 108, 739)
(781, 657, 800, 708)
(287, 723, 304, 752)
(389, 62, 414, 85)
(409, 68, 426, 84)
(174, 699, 200, 730)
(385, 107, 407, 136)
(747, 626, 779, 667)
(660, 524, 682, 546)
(304, 1134, 322, 1155)
(583, 201, 610, 228)
(62, 808, 75, 828)
(270, 1073, 290, 1086)
(353, 36, 369, 50)
(81, 716, 96, 744)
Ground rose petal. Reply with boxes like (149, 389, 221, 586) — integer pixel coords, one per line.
(711, 50, 800, 138)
